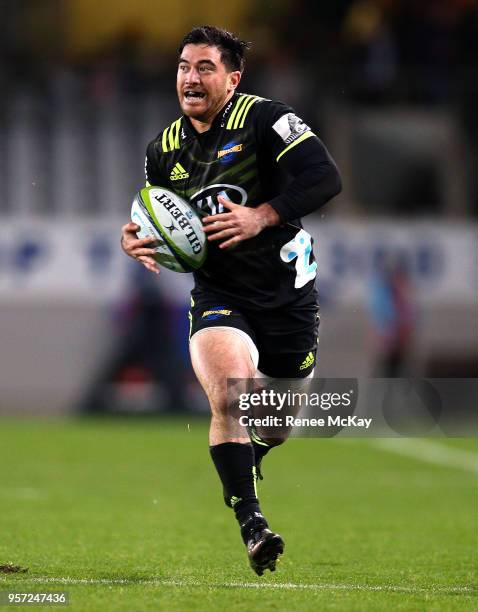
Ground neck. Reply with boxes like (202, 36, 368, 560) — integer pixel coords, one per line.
(189, 90, 236, 134)
(189, 117, 213, 134)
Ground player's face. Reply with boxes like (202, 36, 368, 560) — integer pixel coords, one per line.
(177, 44, 241, 124)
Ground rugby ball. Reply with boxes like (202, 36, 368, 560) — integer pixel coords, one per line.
(131, 186, 207, 273)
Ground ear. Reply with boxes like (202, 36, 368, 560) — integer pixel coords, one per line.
(228, 70, 242, 92)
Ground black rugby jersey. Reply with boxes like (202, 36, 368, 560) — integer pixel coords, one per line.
(145, 92, 341, 310)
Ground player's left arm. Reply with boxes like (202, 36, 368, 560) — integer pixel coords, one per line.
(202, 196, 279, 249)
(261, 104, 342, 224)
(203, 102, 341, 249)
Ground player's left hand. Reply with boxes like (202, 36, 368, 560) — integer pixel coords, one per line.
(202, 196, 280, 249)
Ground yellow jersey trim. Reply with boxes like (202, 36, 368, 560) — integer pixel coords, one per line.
(237, 96, 260, 129)
(226, 95, 263, 130)
(226, 95, 249, 130)
(276, 131, 314, 162)
(162, 118, 182, 152)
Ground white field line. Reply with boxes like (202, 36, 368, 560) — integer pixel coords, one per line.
(373, 439, 478, 476)
(2, 576, 475, 595)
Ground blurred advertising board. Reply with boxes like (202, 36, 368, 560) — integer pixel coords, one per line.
(0, 219, 476, 306)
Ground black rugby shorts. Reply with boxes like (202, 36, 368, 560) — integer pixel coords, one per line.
(188, 292, 320, 378)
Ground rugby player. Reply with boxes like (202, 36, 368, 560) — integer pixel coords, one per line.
(121, 26, 341, 575)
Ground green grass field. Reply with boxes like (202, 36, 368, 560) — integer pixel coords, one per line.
(0, 418, 477, 611)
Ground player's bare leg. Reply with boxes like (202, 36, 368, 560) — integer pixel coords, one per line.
(190, 329, 284, 575)
(190, 329, 254, 445)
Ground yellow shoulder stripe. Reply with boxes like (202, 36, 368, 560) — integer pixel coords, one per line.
(226, 95, 249, 130)
(162, 118, 182, 152)
(226, 95, 263, 130)
(236, 96, 260, 129)
(276, 131, 314, 162)
(161, 128, 169, 153)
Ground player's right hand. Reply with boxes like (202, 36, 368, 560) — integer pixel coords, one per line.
(121, 222, 160, 275)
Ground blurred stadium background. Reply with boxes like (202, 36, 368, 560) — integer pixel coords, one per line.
(1, 0, 478, 415)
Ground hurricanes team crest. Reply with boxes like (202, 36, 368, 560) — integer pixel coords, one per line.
(217, 142, 243, 164)
(202, 307, 232, 321)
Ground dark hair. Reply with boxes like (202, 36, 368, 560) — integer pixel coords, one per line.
(178, 26, 249, 72)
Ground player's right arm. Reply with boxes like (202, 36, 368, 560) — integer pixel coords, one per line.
(121, 139, 166, 274)
(120, 226, 160, 275)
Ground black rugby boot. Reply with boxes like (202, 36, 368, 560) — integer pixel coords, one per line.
(240, 512, 284, 576)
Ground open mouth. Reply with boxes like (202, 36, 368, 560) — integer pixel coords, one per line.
(184, 91, 206, 100)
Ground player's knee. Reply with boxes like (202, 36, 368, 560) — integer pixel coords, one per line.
(203, 377, 240, 416)
(205, 381, 228, 415)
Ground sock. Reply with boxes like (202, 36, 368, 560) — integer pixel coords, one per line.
(248, 424, 281, 475)
(210, 442, 261, 521)
(251, 440, 271, 471)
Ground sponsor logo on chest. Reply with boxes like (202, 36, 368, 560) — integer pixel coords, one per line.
(217, 143, 243, 159)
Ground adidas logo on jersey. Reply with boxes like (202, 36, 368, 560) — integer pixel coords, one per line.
(170, 162, 189, 181)
(299, 351, 315, 371)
